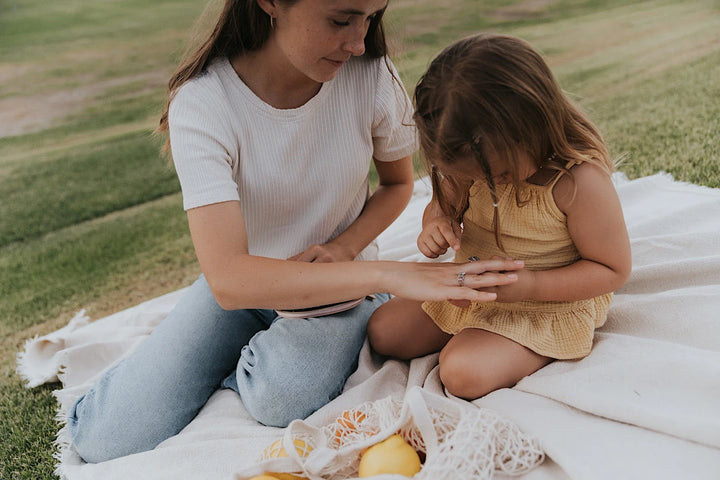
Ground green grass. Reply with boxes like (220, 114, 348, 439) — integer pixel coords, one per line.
(0, 132, 178, 245)
(1, 0, 719, 477)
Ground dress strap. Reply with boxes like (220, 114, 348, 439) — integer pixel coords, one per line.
(546, 158, 579, 189)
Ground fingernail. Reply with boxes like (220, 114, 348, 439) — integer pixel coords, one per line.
(514, 260, 524, 265)
(508, 274, 518, 280)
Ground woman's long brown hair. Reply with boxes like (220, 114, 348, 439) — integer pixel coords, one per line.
(414, 33, 613, 250)
(157, 0, 389, 151)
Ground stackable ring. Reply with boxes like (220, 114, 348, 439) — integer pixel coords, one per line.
(457, 271, 466, 287)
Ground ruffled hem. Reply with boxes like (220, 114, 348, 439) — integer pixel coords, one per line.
(422, 294, 612, 360)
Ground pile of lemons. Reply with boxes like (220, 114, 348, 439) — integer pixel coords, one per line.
(251, 409, 423, 480)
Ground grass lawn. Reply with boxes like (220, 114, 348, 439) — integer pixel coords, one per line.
(1, 0, 718, 477)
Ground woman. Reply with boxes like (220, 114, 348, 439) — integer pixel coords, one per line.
(67, 0, 522, 463)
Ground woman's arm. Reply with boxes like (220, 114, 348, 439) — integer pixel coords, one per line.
(289, 155, 414, 262)
(494, 162, 631, 303)
(188, 197, 523, 310)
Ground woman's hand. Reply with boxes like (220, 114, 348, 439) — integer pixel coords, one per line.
(287, 242, 356, 263)
(383, 257, 524, 303)
(417, 215, 462, 258)
(482, 267, 538, 303)
(459, 256, 534, 303)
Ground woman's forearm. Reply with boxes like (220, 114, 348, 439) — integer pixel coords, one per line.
(210, 255, 524, 311)
(209, 255, 386, 310)
(329, 180, 413, 258)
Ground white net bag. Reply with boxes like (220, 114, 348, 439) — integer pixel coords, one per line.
(236, 387, 544, 480)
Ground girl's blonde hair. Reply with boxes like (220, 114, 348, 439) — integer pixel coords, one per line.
(413, 33, 613, 249)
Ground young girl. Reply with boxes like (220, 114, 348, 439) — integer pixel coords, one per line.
(368, 33, 632, 400)
(67, 2, 522, 463)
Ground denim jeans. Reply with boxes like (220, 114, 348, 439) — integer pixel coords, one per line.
(67, 275, 389, 463)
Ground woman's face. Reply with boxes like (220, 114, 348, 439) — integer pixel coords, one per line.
(271, 0, 388, 84)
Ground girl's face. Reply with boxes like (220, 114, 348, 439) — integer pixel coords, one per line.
(271, 0, 387, 84)
(435, 149, 538, 186)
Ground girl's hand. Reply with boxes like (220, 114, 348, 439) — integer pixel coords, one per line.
(417, 215, 462, 258)
(385, 258, 524, 303)
(288, 242, 356, 263)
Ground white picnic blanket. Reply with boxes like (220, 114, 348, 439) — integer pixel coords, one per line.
(17, 173, 720, 480)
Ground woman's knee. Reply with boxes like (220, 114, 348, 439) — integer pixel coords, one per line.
(239, 371, 341, 427)
(235, 339, 352, 427)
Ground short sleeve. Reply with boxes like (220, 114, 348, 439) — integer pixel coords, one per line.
(371, 57, 418, 162)
(168, 81, 240, 210)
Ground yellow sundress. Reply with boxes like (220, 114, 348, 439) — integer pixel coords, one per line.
(422, 165, 612, 359)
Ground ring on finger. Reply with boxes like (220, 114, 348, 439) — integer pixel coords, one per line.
(457, 271, 466, 287)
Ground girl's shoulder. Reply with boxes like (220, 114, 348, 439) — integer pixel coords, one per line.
(552, 161, 613, 214)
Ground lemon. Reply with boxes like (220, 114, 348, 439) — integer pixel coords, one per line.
(260, 438, 313, 480)
(262, 438, 313, 459)
(248, 476, 280, 480)
(265, 474, 306, 480)
(358, 434, 422, 478)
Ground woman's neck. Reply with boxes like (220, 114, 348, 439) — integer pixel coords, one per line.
(230, 48, 322, 110)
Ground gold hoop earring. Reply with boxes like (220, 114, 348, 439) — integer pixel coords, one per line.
(270, 15, 276, 30)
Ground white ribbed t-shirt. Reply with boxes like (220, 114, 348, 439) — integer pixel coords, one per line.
(168, 56, 416, 261)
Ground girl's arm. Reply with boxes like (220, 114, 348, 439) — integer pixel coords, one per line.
(289, 155, 414, 262)
(417, 176, 472, 258)
(494, 162, 631, 302)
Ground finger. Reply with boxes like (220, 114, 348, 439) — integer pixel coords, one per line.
(489, 255, 514, 263)
(427, 229, 450, 251)
(435, 223, 460, 251)
(293, 249, 318, 263)
(444, 287, 497, 303)
(451, 221, 462, 245)
(463, 271, 519, 288)
(444, 223, 461, 251)
(418, 244, 440, 258)
(419, 237, 445, 258)
(461, 258, 524, 273)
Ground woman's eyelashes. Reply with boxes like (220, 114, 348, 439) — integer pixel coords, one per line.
(331, 13, 377, 28)
(332, 18, 351, 26)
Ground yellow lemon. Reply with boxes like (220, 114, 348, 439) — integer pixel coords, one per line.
(263, 438, 313, 459)
(358, 434, 422, 478)
(265, 474, 307, 480)
(261, 438, 313, 480)
(248, 476, 281, 480)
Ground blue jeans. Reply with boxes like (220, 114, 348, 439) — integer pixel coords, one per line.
(67, 275, 389, 463)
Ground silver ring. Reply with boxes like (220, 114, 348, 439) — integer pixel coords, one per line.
(457, 271, 466, 287)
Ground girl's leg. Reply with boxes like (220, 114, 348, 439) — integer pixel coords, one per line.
(367, 297, 452, 360)
(67, 275, 270, 463)
(223, 293, 391, 427)
(438, 328, 553, 400)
